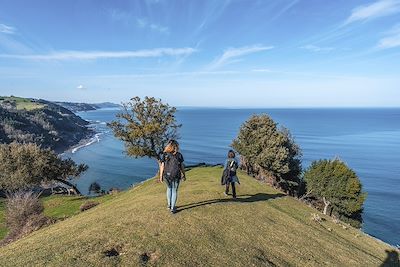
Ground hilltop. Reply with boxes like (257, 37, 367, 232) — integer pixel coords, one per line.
(0, 167, 396, 266)
(0, 96, 93, 152)
(54, 101, 121, 112)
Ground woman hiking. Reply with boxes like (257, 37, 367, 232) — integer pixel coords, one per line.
(159, 140, 186, 214)
(222, 150, 240, 198)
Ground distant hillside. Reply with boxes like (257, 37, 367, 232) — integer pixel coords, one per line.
(0, 167, 396, 266)
(55, 101, 121, 112)
(0, 96, 93, 152)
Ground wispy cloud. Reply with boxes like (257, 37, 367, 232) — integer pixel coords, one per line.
(208, 45, 274, 70)
(270, 0, 300, 21)
(300, 45, 335, 52)
(252, 68, 272, 73)
(107, 9, 169, 34)
(0, 23, 16, 34)
(136, 18, 169, 34)
(0, 47, 197, 61)
(94, 70, 240, 80)
(377, 24, 400, 49)
(344, 0, 400, 25)
(77, 85, 86, 90)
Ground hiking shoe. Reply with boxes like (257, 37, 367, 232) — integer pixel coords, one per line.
(170, 208, 177, 214)
(224, 192, 228, 196)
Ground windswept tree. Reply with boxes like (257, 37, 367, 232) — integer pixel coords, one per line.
(108, 96, 181, 172)
(232, 114, 302, 195)
(0, 142, 87, 194)
(304, 158, 366, 227)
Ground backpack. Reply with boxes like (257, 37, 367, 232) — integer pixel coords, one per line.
(163, 153, 181, 182)
(227, 159, 238, 177)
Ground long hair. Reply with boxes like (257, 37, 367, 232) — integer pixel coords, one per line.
(164, 140, 179, 154)
(228, 150, 235, 158)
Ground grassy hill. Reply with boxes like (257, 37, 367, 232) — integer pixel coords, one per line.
(0, 96, 45, 111)
(55, 101, 121, 112)
(0, 167, 397, 266)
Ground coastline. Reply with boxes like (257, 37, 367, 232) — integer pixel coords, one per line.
(59, 114, 105, 155)
(59, 131, 99, 156)
(70, 133, 101, 154)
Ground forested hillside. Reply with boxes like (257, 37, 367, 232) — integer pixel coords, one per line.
(0, 96, 93, 152)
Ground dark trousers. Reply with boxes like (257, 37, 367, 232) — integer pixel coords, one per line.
(225, 182, 236, 198)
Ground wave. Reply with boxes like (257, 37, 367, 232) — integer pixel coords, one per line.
(71, 133, 102, 153)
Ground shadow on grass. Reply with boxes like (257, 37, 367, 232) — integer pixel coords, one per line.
(177, 193, 286, 213)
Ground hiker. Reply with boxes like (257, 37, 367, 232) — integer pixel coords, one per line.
(159, 140, 186, 214)
(221, 150, 240, 198)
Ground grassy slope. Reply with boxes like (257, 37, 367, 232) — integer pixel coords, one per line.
(0, 194, 114, 240)
(0, 96, 44, 110)
(0, 167, 395, 266)
(0, 200, 6, 240)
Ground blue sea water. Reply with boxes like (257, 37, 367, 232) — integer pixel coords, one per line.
(63, 108, 400, 246)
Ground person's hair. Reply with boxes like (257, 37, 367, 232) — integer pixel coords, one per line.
(164, 140, 179, 154)
(228, 150, 235, 158)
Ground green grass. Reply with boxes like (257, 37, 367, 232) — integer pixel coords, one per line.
(0, 167, 396, 266)
(0, 96, 45, 110)
(0, 200, 6, 240)
(0, 194, 114, 240)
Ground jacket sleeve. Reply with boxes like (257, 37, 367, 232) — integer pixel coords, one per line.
(223, 159, 228, 169)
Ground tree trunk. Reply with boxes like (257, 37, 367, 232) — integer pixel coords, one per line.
(323, 197, 330, 215)
(54, 178, 81, 195)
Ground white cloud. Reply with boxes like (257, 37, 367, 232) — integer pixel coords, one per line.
(252, 68, 272, 73)
(94, 70, 240, 80)
(0, 47, 197, 61)
(300, 45, 335, 52)
(377, 24, 400, 49)
(77, 85, 86, 90)
(136, 18, 169, 34)
(0, 23, 16, 34)
(208, 45, 274, 70)
(345, 0, 400, 25)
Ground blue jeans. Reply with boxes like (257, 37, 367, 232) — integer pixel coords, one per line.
(166, 180, 180, 210)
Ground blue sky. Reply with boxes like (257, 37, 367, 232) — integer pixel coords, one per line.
(0, 0, 399, 107)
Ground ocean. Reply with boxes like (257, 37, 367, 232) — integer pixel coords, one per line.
(63, 108, 400, 246)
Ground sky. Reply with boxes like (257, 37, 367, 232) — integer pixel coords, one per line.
(0, 0, 400, 107)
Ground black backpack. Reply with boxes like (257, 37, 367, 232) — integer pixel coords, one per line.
(227, 159, 238, 177)
(163, 153, 181, 182)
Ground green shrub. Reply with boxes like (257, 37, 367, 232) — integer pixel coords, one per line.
(232, 114, 302, 195)
(303, 159, 366, 227)
(0, 142, 87, 193)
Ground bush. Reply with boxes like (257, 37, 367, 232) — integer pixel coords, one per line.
(232, 114, 302, 195)
(2, 191, 50, 245)
(303, 159, 366, 228)
(88, 182, 101, 195)
(0, 142, 87, 193)
(80, 201, 99, 212)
